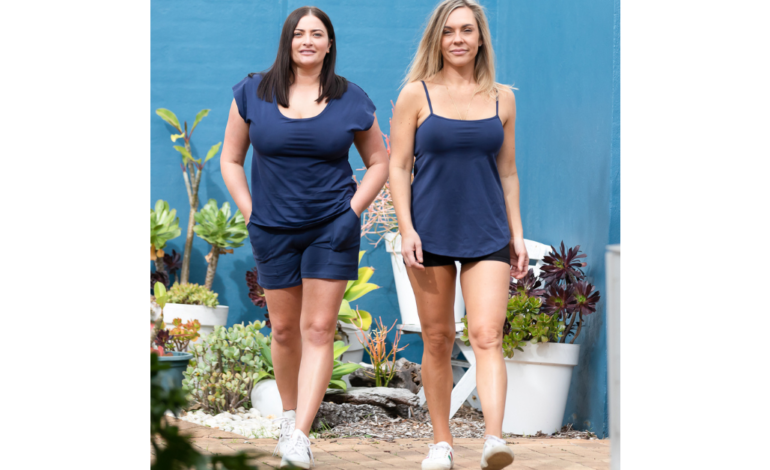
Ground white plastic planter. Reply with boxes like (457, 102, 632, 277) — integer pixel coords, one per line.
(503, 342, 580, 435)
(162, 304, 229, 342)
(338, 323, 365, 364)
(384, 233, 465, 326)
(251, 379, 284, 418)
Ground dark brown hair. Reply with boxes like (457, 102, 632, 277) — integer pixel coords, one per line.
(254, 6, 347, 107)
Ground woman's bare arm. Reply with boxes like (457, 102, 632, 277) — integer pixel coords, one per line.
(352, 114, 389, 216)
(389, 82, 426, 269)
(496, 88, 529, 278)
(220, 99, 253, 220)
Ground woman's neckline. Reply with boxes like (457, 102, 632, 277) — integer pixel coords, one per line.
(274, 96, 334, 121)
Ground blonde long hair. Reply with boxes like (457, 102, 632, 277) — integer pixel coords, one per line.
(403, 0, 505, 98)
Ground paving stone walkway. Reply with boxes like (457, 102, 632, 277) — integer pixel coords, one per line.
(160, 418, 610, 469)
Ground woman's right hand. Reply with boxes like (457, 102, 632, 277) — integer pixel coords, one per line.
(401, 229, 424, 270)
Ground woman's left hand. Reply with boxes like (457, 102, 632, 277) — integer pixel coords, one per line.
(510, 238, 529, 279)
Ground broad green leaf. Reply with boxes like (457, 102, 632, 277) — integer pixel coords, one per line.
(328, 379, 347, 390)
(190, 109, 211, 134)
(156, 108, 182, 132)
(173, 145, 192, 163)
(350, 309, 372, 331)
(345, 283, 379, 302)
(352, 267, 374, 286)
(260, 344, 273, 368)
(205, 142, 222, 162)
(358, 251, 365, 264)
(332, 363, 363, 376)
(333, 342, 350, 358)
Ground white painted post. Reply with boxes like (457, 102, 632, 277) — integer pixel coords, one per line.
(606, 245, 621, 470)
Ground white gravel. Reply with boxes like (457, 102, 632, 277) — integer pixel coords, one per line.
(176, 407, 280, 439)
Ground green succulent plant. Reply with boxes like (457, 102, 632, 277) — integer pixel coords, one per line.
(337, 251, 378, 331)
(193, 199, 248, 291)
(182, 322, 269, 414)
(167, 282, 219, 308)
(156, 107, 222, 285)
(150, 200, 181, 275)
(461, 293, 565, 358)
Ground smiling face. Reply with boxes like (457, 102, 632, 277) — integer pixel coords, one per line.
(440, 6, 482, 69)
(291, 14, 331, 69)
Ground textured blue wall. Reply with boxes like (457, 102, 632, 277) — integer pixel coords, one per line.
(151, 0, 619, 437)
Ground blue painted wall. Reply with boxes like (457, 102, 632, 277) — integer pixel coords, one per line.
(151, 0, 619, 437)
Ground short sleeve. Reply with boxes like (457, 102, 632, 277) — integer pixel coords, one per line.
(232, 76, 251, 123)
(347, 82, 376, 132)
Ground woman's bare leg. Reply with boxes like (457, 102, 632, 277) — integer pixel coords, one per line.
(407, 264, 458, 446)
(460, 260, 510, 438)
(293, 278, 348, 435)
(264, 285, 304, 412)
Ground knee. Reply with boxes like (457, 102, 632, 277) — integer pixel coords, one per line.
(302, 320, 336, 347)
(423, 329, 455, 358)
(469, 326, 502, 351)
(271, 321, 300, 345)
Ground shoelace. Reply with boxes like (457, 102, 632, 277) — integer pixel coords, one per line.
(271, 417, 295, 456)
(484, 435, 507, 450)
(284, 432, 315, 466)
(427, 442, 452, 460)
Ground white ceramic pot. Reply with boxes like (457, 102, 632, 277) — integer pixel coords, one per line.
(384, 233, 465, 326)
(162, 304, 229, 342)
(338, 323, 365, 364)
(250, 379, 284, 418)
(503, 342, 580, 435)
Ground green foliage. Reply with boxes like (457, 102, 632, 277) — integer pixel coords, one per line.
(461, 294, 565, 358)
(151, 200, 181, 254)
(154, 282, 169, 309)
(167, 282, 219, 307)
(337, 251, 378, 330)
(329, 341, 364, 390)
(193, 199, 248, 249)
(183, 322, 270, 414)
(151, 353, 260, 469)
(155, 108, 182, 133)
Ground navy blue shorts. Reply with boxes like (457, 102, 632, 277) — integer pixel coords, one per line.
(403, 245, 511, 267)
(247, 207, 361, 289)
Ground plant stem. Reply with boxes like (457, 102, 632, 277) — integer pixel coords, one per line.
(561, 310, 578, 343)
(205, 246, 220, 291)
(570, 316, 583, 344)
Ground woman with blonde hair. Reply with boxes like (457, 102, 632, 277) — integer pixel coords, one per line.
(389, 1, 527, 469)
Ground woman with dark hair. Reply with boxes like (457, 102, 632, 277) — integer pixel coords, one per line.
(220, 6, 389, 469)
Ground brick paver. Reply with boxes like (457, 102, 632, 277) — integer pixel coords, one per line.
(162, 418, 610, 469)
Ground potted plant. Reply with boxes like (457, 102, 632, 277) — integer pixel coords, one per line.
(335, 251, 378, 363)
(151, 283, 198, 391)
(155, 107, 222, 285)
(193, 199, 248, 291)
(359, 103, 466, 326)
(250, 340, 363, 417)
(183, 321, 269, 414)
(150, 200, 181, 291)
(163, 282, 227, 340)
(460, 242, 601, 435)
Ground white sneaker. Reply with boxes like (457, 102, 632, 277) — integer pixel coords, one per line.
(480, 435, 514, 470)
(280, 428, 314, 469)
(421, 441, 454, 470)
(272, 410, 296, 457)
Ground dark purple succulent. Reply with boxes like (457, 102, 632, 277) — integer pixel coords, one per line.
(264, 312, 272, 329)
(542, 284, 576, 316)
(151, 271, 169, 292)
(154, 329, 170, 348)
(246, 267, 267, 308)
(540, 242, 587, 285)
(510, 268, 546, 298)
(163, 250, 182, 276)
(573, 281, 601, 316)
(503, 319, 512, 336)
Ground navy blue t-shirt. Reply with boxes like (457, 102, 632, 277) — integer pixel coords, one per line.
(233, 74, 376, 229)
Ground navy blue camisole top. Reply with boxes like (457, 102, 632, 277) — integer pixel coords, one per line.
(411, 81, 511, 258)
(232, 74, 376, 229)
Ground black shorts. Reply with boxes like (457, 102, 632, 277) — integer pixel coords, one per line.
(405, 244, 511, 267)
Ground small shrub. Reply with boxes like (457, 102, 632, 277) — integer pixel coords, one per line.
(167, 282, 219, 307)
(183, 322, 269, 414)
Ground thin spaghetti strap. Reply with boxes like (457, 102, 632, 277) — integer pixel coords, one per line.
(496, 93, 499, 116)
(421, 81, 433, 114)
